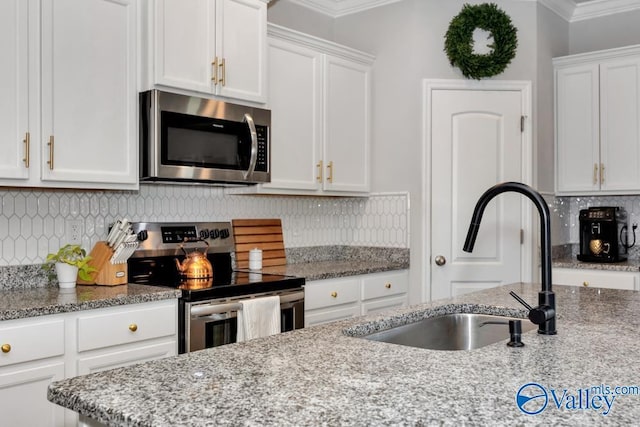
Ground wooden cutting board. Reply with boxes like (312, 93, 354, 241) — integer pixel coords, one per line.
(231, 219, 286, 269)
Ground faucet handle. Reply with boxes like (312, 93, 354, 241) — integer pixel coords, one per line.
(509, 291, 555, 326)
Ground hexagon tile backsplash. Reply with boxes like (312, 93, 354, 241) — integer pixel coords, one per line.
(0, 186, 409, 266)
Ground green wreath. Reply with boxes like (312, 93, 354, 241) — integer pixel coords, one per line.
(444, 3, 518, 79)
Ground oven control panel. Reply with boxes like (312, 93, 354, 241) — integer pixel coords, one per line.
(130, 222, 234, 257)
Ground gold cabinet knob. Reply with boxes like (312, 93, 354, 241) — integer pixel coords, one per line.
(583, 281, 589, 287)
(1, 343, 11, 353)
(385, 283, 392, 289)
(330, 291, 338, 298)
(128, 324, 138, 332)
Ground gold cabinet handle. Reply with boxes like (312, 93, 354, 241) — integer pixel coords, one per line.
(1, 343, 11, 353)
(23, 132, 30, 168)
(600, 163, 605, 184)
(593, 163, 598, 185)
(316, 160, 323, 182)
(47, 135, 54, 170)
(219, 58, 226, 86)
(385, 283, 392, 289)
(128, 323, 138, 332)
(330, 291, 338, 298)
(326, 161, 333, 183)
(583, 281, 589, 287)
(211, 57, 218, 84)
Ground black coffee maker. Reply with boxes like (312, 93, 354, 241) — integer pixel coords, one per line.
(577, 207, 628, 263)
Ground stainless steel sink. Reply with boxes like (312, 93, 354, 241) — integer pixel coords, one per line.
(363, 313, 536, 351)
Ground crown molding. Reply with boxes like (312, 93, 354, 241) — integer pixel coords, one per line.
(287, 0, 403, 17)
(288, 0, 640, 22)
(572, 0, 640, 22)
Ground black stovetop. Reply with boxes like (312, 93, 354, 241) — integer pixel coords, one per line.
(127, 254, 304, 302)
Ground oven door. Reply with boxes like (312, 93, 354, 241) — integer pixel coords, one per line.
(183, 290, 304, 353)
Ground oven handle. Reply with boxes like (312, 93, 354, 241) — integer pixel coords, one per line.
(190, 291, 304, 317)
(242, 113, 258, 180)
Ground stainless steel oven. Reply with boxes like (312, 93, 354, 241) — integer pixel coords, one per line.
(186, 288, 304, 351)
(139, 90, 271, 185)
(126, 222, 305, 353)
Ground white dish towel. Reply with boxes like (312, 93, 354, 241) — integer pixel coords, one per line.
(236, 296, 281, 342)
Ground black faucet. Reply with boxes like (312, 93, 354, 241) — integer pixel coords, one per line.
(462, 182, 557, 335)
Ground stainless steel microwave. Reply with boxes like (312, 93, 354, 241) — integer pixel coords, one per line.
(139, 90, 271, 185)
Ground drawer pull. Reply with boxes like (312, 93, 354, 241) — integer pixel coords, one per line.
(385, 283, 392, 289)
(583, 281, 589, 287)
(330, 291, 338, 298)
(1, 344, 11, 353)
(128, 323, 138, 332)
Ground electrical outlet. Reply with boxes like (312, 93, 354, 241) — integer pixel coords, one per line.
(66, 219, 83, 244)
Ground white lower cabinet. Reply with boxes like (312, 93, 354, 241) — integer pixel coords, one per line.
(0, 299, 178, 426)
(553, 267, 639, 290)
(0, 316, 66, 426)
(304, 270, 409, 326)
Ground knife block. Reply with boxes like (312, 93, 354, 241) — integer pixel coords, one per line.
(76, 241, 128, 286)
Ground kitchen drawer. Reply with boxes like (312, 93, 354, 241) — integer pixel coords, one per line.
(0, 318, 65, 367)
(305, 304, 361, 327)
(77, 301, 177, 352)
(361, 270, 408, 301)
(553, 268, 638, 291)
(304, 277, 360, 310)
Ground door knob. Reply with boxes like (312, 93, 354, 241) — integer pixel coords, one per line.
(434, 255, 446, 266)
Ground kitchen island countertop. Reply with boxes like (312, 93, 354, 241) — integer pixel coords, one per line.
(48, 283, 640, 426)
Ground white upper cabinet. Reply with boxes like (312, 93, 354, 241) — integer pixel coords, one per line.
(151, 0, 267, 103)
(555, 46, 640, 195)
(0, 0, 30, 181)
(0, 0, 139, 190)
(230, 24, 374, 196)
(323, 55, 370, 193)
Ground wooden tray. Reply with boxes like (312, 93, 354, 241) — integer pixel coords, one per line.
(232, 219, 286, 269)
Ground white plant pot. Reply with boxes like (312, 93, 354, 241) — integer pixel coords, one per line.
(55, 262, 79, 289)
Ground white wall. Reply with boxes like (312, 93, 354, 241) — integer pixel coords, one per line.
(267, 0, 335, 40)
(570, 9, 640, 54)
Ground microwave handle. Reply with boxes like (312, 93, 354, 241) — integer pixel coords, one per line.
(243, 113, 258, 179)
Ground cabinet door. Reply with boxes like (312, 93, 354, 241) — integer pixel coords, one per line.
(40, 0, 138, 189)
(154, 0, 215, 93)
(0, 0, 30, 181)
(599, 57, 640, 192)
(215, 0, 266, 103)
(555, 63, 600, 193)
(323, 55, 370, 193)
(264, 37, 322, 191)
(0, 361, 65, 427)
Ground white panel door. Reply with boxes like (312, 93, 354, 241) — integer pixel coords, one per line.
(0, 0, 30, 181)
(555, 64, 600, 193)
(40, 0, 138, 189)
(599, 57, 640, 191)
(431, 89, 523, 300)
(216, 0, 266, 102)
(323, 55, 370, 193)
(264, 37, 322, 191)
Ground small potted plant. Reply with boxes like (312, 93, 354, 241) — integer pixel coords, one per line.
(43, 244, 96, 288)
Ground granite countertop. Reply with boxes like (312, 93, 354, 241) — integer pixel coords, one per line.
(261, 258, 409, 281)
(48, 283, 640, 426)
(0, 284, 181, 321)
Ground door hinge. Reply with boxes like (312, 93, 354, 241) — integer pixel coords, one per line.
(520, 116, 525, 133)
(520, 229, 524, 244)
